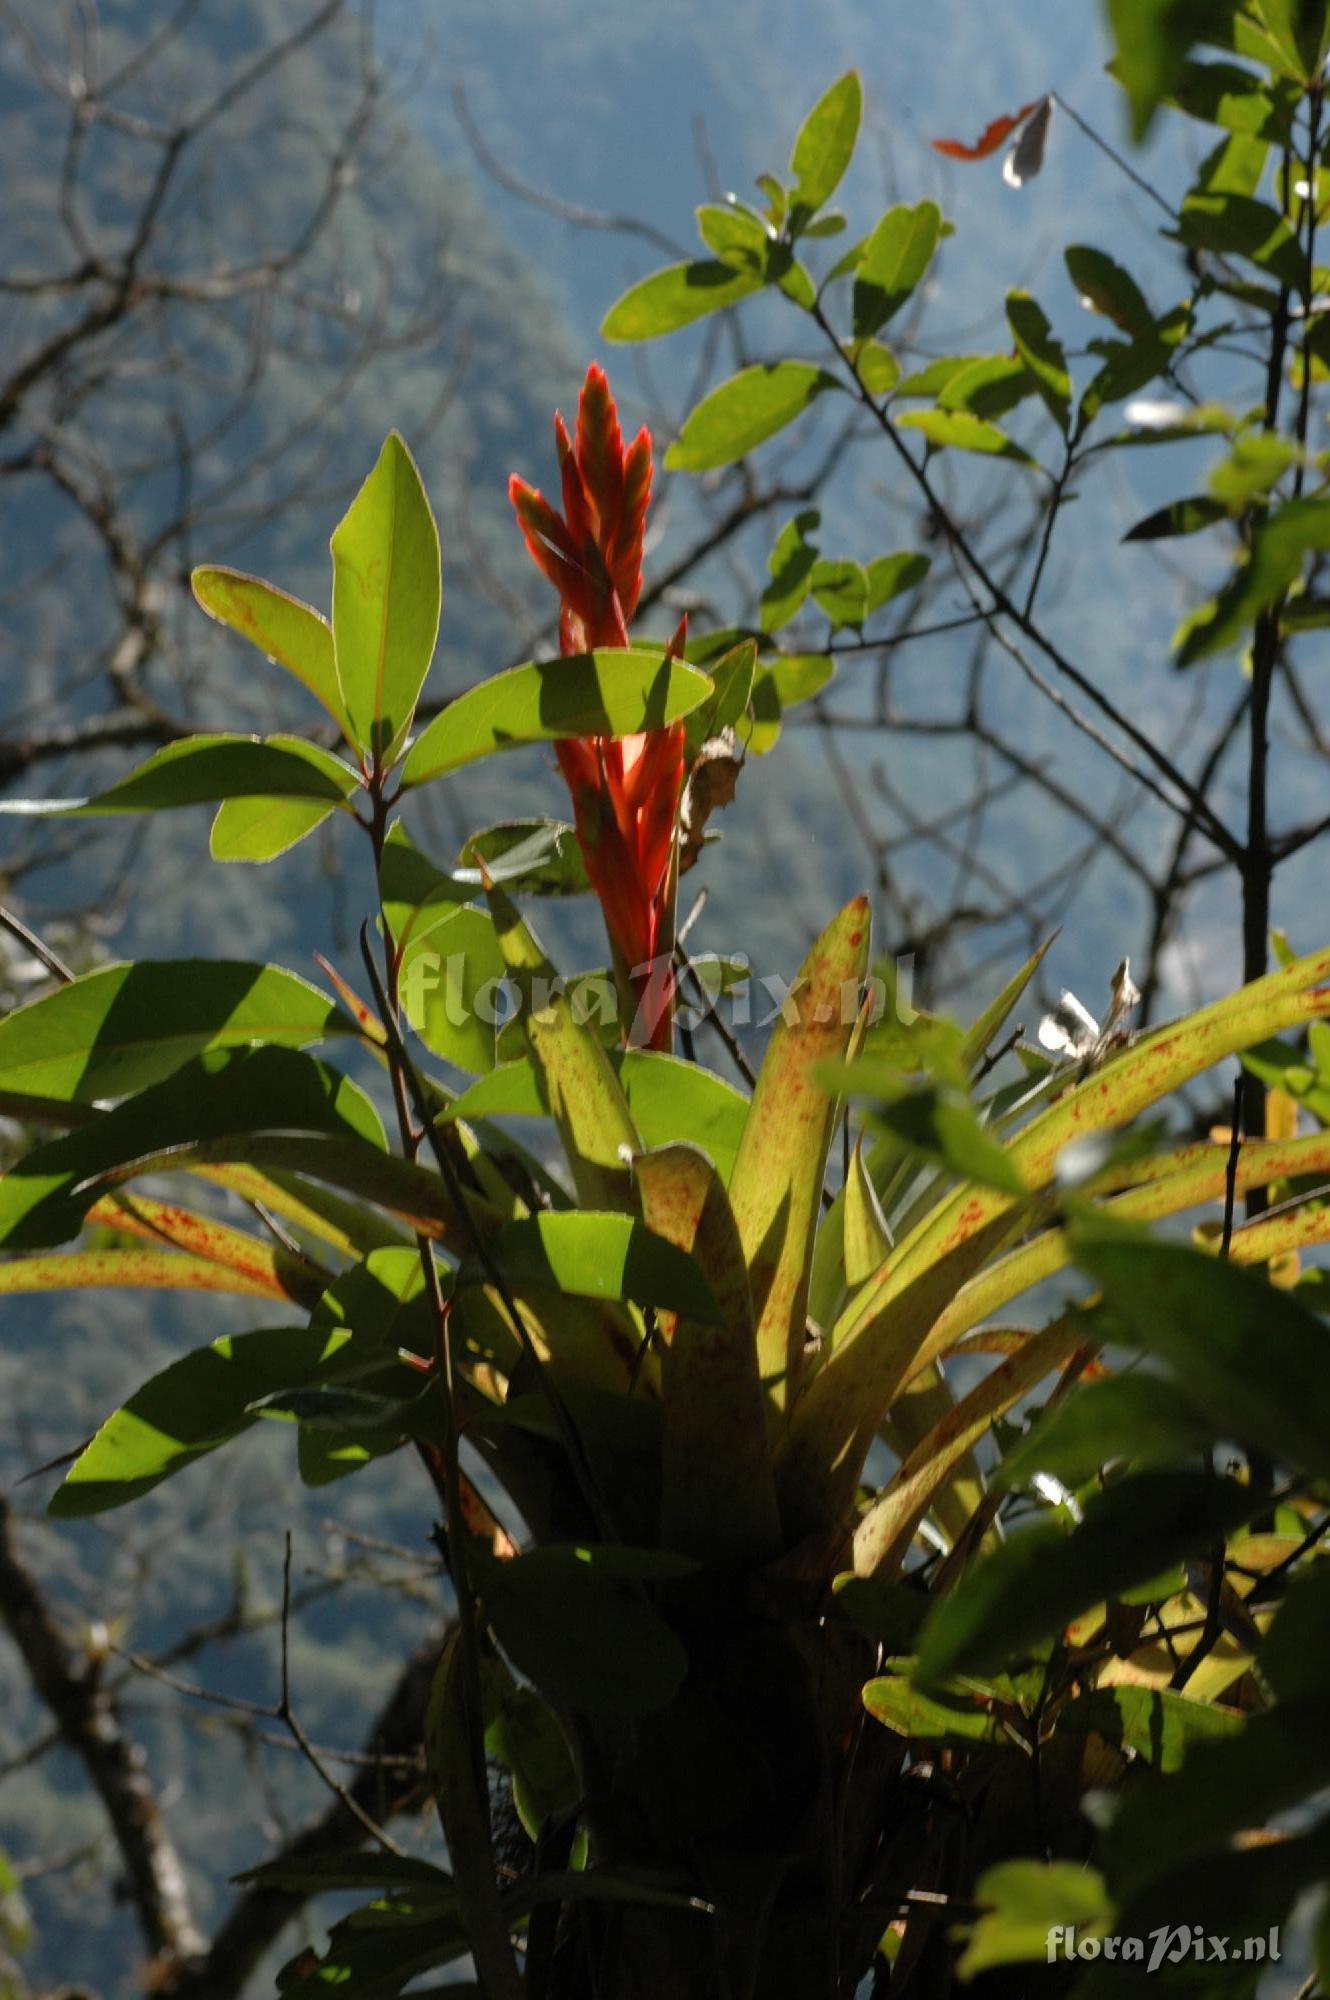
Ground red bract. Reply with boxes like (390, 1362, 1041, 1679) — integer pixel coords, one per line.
(509, 365, 687, 1050)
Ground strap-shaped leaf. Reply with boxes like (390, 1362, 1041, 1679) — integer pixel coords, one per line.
(780, 940, 1330, 1537)
(192, 566, 351, 737)
(483, 885, 640, 1212)
(0, 1247, 294, 1302)
(425, 1633, 526, 2000)
(635, 1142, 780, 1566)
(401, 650, 713, 788)
(85, 1190, 326, 1304)
(0, 959, 358, 1104)
(727, 896, 870, 1410)
(331, 430, 441, 769)
(854, 1320, 1082, 1578)
(915, 1126, 1330, 1376)
(91, 1132, 490, 1259)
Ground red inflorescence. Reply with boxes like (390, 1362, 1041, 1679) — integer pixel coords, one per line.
(509, 366, 687, 1048)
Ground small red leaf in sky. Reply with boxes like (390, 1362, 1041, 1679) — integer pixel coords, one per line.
(932, 100, 1039, 162)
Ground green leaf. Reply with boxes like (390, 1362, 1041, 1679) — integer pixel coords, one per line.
(1006, 291, 1072, 433)
(1176, 191, 1307, 287)
(450, 1051, 749, 1185)
(1124, 494, 1229, 541)
(0, 960, 356, 1103)
(1073, 1227, 1330, 1480)
(864, 551, 930, 613)
(0, 1046, 384, 1251)
(1208, 430, 1300, 507)
(1101, 1701, 1330, 1908)
(769, 654, 834, 704)
(862, 1677, 1003, 1748)
(478, 1544, 691, 1715)
(896, 408, 1036, 463)
(852, 202, 943, 339)
(959, 936, 1055, 1073)
(1167, 58, 1298, 141)
(1056, 1685, 1242, 1773)
(237, 1851, 452, 1896)
(49, 1323, 368, 1515)
(1176, 497, 1330, 663)
(457, 821, 591, 898)
(601, 260, 764, 342)
(996, 1371, 1216, 1490)
(398, 905, 504, 1077)
(462, 1210, 719, 1321)
(809, 559, 868, 628)
(1106, 0, 1242, 139)
(330, 431, 441, 768)
(854, 341, 900, 396)
(789, 72, 862, 217)
(1252, 0, 1330, 75)
(728, 897, 871, 1408)
(664, 363, 836, 472)
(831, 1574, 930, 1652)
(781, 938, 1330, 1538)
(13, 735, 360, 821)
(401, 650, 713, 788)
(695, 203, 770, 269)
(760, 510, 821, 632)
(615, 1052, 749, 1182)
(482, 1663, 579, 1840)
(191, 566, 351, 737)
(834, 1076, 1026, 1195)
(936, 355, 1036, 423)
(1065, 245, 1155, 336)
(210, 794, 339, 864)
(634, 1143, 780, 1566)
(958, 1861, 1111, 1979)
(424, 1633, 524, 2000)
(483, 886, 641, 1212)
(914, 1471, 1261, 1683)
(1260, 1562, 1330, 1703)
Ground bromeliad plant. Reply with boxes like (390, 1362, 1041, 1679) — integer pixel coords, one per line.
(5, 61, 1330, 1990)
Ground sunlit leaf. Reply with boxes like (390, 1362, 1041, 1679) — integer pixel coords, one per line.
(728, 897, 871, 1408)
(49, 1323, 369, 1515)
(635, 1143, 780, 1565)
(402, 651, 713, 787)
(853, 202, 943, 340)
(789, 71, 862, 217)
(461, 1210, 720, 1322)
(0, 959, 356, 1103)
(331, 432, 440, 768)
(191, 566, 351, 737)
(896, 408, 1036, 463)
(664, 363, 837, 472)
(601, 260, 764, 342)
(1006, 291, 1071, 432)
